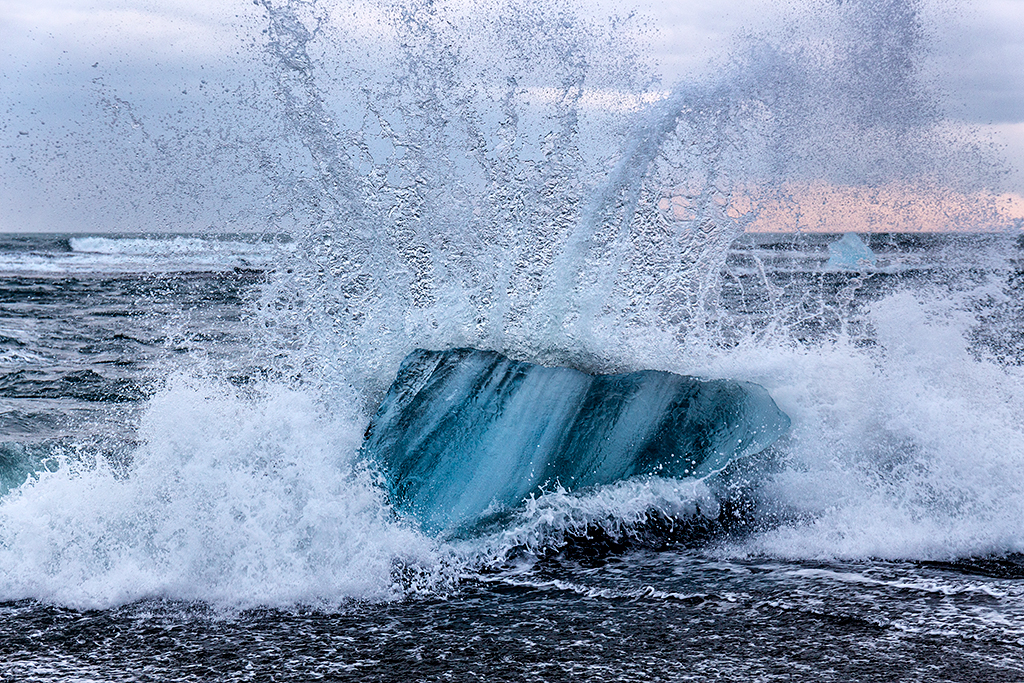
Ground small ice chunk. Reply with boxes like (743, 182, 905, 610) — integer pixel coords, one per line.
(827, 232, 876, 269)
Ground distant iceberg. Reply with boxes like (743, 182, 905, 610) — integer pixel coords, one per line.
(827, 232, 877, 269)
(362, 348, 791, 534)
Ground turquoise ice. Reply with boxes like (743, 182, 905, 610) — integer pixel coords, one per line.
(827, 232, 877, 269)
(362, 348, 791, 533)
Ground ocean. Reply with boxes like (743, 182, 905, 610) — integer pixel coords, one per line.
(3, 0, 1024, 680)
(0, 232, 1022, 681)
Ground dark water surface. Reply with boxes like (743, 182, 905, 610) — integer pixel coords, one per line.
(2, 555, 1023, 682)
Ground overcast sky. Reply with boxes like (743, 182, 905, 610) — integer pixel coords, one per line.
(1, 0, 1022, 232)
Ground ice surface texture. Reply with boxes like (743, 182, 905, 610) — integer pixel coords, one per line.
(827, 233, 877, 269)
(362, 349, 791, 533)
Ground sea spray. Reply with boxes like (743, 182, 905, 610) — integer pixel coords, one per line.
(691, 260, 1024, 561)
(0, 374, 446, 609)
(247, 1, 1022, 567)
(0, 0, 1020, 614)
(252, 0, 1002, 397)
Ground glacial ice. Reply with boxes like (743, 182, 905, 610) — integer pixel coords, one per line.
(361, 348, 791, 534)
(827, 232, 877, 269)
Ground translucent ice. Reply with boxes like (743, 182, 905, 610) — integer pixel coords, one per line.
(827, 232, 877, 269)
(362, 348, 791, 533)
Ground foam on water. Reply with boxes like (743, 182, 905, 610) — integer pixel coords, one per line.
(0, 375, 443, 609)
(1, 0, 1022, 609)
(2, 276, 1024, 607)
(702, 279, 1024, 561)
(452, 476, 722, 564)
(0, 235, 291, 275)
(69, 235, 293, 260)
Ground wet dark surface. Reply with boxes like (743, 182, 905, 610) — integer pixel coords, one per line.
(2, 552, 1022, 682)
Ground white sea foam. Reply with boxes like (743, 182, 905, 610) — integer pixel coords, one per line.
(702, 285, 1024, 562)
(3, 0, 1020, 612)
(68, 236, 291, 258)
(5, 261, 1019, 611)
(452, 476, 721, 565)
(0, 236, 291, 275)
(0, 375, 442, 609)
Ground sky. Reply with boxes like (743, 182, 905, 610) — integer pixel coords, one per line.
(1, 0, 1022, 232)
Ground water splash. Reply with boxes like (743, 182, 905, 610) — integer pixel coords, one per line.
(251, 0, 1002, 396)
(241, 0, 1021, 568)
(0, 375, 446, 609)
(0, 0, 1020, 610)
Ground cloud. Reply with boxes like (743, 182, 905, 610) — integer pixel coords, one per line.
(0, 0, 253, 61)
(922, 0, 1024, 124)
(729, 182, 1024, 232)
(2, 0, 1023, 232)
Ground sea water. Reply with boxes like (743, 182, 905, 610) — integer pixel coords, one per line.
(1, 232, 1022, 680)
(2, 0, 1024, 680)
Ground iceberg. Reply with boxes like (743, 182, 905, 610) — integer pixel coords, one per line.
(827, 232, 877, 269)
(362, 348, 791, 533)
